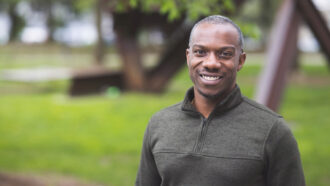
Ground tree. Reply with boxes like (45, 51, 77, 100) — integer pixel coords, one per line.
(70, 0, 248, 95)
(28, 0, 78, 43)
(0, 0, 25, 42)
(94, 0, 106, 65)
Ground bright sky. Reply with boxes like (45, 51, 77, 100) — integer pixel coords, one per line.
(0, 13, 10, 44)
(313, 0, 330, 11)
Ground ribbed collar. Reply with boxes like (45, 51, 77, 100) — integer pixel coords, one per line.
(181, 85, 243, 117)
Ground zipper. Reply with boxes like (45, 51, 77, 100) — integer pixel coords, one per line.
(194, 116, 210, 152)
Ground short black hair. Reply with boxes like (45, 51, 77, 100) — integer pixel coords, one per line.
(188, 15, 244, 49)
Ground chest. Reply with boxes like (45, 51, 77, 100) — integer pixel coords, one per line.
(150, 116, 268, 185)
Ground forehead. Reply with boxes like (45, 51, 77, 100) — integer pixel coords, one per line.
(190, 23, 239, 48)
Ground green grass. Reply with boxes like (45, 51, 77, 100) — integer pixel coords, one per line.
(0, 49, 329, 185)
(0, 92, 178, 185)
(281, 85, 330, 185)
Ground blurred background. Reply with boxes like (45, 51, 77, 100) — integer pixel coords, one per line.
(0, 0, 329, 185)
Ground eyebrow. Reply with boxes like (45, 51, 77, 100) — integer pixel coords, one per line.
(191, 45, 206, 49)
(192, 45, 236, 51)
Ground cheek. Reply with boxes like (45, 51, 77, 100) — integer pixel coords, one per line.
(227, 57, 241, 71)
(222, 61, 236, 72)
(189, 59, 201, 71)
(187, 63, 196, 78)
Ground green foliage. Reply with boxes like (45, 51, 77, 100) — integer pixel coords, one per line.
(159, 0, 180, 20)
(0, 0, 21, 6)
(72, 0, 95, 11)
(129, 0, 138, 8)
(94, 0, 237, 21)
(186, 0, 216, 21)
(236, 21, 261, 39)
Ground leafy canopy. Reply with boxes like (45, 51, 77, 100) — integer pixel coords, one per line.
(75, 0, 235, 21)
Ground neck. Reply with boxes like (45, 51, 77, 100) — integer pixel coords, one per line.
(192, 85, 237, 118)
(192, 90, 223, 118)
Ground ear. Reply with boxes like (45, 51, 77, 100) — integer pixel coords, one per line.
(237, 52, 246, 72)
(186, 48, 190, 66)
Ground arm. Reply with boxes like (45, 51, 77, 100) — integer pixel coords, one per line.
(135, 125, 161, 186)
(264, 118, 305, 186)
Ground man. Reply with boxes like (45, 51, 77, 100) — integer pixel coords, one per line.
(135, 15, 305, 186)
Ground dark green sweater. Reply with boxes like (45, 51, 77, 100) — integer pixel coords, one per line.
(136, 86, 305, 186)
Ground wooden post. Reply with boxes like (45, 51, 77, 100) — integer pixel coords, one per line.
(255, 0, 300, 111)
(255, 0, 330, 111)
(297, 0, 330, 64)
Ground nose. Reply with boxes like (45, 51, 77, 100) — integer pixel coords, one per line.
(203, 52, 221, 71)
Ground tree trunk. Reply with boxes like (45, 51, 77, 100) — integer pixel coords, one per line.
(113, 10, 145, 91)
(116, 32, 145, 91)
(8, 2, 24, 42)
(94, 0, 105, 65)
(45, 1, 55, 43)
(147, 24, 192, 92)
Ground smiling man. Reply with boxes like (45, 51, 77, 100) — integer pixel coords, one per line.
(135, 15, 305, 186)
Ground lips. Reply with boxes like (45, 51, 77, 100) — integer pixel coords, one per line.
(198, 73, 224, 87)
(200, 73, 223, 81)
(201, 74, 220, 81)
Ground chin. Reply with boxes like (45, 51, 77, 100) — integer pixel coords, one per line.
(197, 87, 224, 99)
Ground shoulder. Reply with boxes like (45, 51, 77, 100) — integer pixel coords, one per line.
(264, 116, 299, 166)
(147, 102, 184, 128)
(145, 101, 190, 142)
(234, 96, 283, 126)
(241, 97, 293, 133)
(239, 98, 297, 150)
(240, 96, 282, 118)
(151, 102, 183, 120)
(228, 96, 287, 139)
(237, 98, 298, 156)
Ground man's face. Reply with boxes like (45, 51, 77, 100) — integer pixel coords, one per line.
(186, 23, 246, 99)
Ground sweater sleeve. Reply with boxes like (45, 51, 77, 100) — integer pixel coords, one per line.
(264, 118, 305, 186)
(135, 124, 161, 186)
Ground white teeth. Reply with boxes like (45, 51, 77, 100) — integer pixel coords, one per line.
(202, 75, 220, 81)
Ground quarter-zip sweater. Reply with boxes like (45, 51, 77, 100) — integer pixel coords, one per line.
(136, 86, 305, 186)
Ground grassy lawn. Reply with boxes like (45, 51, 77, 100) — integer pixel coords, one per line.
(0, 48, 329, 185)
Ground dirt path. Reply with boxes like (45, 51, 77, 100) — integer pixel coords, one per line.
(0, 172, 103, 186)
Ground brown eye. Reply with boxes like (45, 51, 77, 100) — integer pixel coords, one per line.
(194, 49, 206, 56)
(219, 51, 234, 59)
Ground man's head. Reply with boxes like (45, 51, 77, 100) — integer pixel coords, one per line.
(188, 15, 244, 50)
(186, 15, 246, 100)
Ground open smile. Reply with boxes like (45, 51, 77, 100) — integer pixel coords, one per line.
(200, 74, 223, 81)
